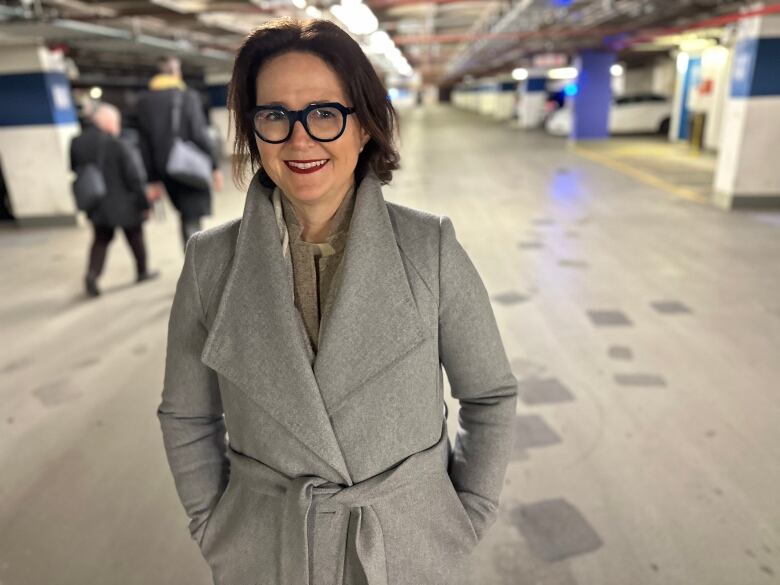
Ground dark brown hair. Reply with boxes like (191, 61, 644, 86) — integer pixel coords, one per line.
(228, 18, 400, 188)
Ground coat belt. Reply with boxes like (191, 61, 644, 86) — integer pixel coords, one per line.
(225, 419, 451, 585)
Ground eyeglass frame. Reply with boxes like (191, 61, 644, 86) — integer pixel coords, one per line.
(248, 102, 357, 144)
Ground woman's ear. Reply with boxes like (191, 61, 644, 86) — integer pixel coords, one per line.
(360, 129, 370, 152)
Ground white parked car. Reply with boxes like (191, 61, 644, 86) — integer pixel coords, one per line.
(546, 93, 672, 136)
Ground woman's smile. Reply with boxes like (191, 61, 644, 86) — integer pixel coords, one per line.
(284, 159, 330, 174)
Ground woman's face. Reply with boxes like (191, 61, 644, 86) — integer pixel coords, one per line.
(254, 51, 369, 206)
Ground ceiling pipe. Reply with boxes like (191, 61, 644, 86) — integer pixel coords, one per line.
(394, 1, 780, 46)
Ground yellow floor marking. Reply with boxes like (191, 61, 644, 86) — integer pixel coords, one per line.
(572, 145, 710, 205)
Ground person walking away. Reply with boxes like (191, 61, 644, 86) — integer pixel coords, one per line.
(135, 56, 223, 249)
(70, 104, 160, 297)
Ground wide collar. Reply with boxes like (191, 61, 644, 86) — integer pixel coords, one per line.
(201, 172, 428, 484)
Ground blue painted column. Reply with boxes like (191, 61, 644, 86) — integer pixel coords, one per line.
(714, 10, 780, 209)
(0, 45, 80, 225)
(518, 76, 547, 128)
(572, 50, 615, 140)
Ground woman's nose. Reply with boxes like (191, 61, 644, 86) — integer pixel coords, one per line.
(289, 118, 316, 148)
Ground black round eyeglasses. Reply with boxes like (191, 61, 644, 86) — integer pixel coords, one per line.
(249, 102, 356, 144)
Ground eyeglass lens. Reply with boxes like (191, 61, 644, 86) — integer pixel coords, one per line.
(254, 106, 344, 142)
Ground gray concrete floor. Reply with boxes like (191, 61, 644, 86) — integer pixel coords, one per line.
(1, 104, 779, 584)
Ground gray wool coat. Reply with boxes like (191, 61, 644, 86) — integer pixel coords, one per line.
(157, 170, 518, 585)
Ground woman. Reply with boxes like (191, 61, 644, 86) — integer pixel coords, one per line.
(158, 17, 518, 585)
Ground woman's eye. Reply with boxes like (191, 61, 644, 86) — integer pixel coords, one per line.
(313, 109, 334, 119)
(260, 111, 285, 122)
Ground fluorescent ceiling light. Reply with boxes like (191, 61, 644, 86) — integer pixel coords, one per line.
(368, 30, 393, 54)
(548, 67, 577, 80)
(150, 0, 208, 14)
(511, 67, 528, 81)
(331, 0, 378, 36)
(305, 5, 321, 16)
(292, 0, 306, 9)
(610, 63, 624, 77)
(89, 86, 102, 99)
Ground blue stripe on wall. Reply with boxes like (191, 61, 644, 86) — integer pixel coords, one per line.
(678, 56, 701, 140)
(207, 84, 228, 108)
(0, 72, 76, 127)
(731, 37, 780, 97)
(526, 78, 546, 92)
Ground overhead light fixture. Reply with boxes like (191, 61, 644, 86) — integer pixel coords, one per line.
(330, 0, 378, 36)
(610, 63, 624, 77)
(89, 86, 103, 99)
(292, 0, 306, 9)
(548, 67, 578, 80)
(511, 67, 528, 81)
(368, 30, 393, 54)
(305, 5, 321, 16)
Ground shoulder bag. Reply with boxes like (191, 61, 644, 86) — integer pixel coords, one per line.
(165, 90, 213, 190)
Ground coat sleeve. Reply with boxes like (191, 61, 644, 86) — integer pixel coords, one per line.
(157, 231, 229, 548)
(438, 216, 518, 541)
(117, 140, 150, 212)
(135, 100, 160, 183)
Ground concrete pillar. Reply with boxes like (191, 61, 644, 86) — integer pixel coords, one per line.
(518, 76, 547, 129)
(572, 50, 615, 140)
(206, 72, 232, 161)
(714, 7, 780, 209)
(0, 45, 80, 225)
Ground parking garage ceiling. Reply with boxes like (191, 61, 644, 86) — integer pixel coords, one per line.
(0, 0, 772, 85)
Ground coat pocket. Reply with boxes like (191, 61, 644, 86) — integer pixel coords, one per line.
(199, 475, 284, 585)
(376, 467, 479, 584)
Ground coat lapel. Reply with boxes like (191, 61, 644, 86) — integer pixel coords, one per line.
(201, 173, 350, 482)
(314, 173, 428, 413)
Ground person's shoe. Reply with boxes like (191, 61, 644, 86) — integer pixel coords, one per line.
(85, 274, 100, 297)
(136, 270, 160, 284)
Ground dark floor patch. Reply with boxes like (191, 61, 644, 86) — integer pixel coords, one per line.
(73, 357, 100, 370)
(532, 218, 555, 226)
(1, 357, 33, 373)
(132, 344, 148, 356)
(517, 378, 575, 406)
(760, 566, 774, 576)
(96, 420, 104, 427)
(564, 230, 580, 238)
(558, 259, 589, 269)
(651, 300, 692, 315)
(513, 415, 562, 459)
(492, 291, 530, 305)
(510, 498, 603, 562)
(608, 345, 633, 360)
(32, 380, 81, 407)
(614, 373, 667, 387)
(746, 548, 756, 558)
(517, 241, 544, 250)
(587, 310, 633, 327)
(650, 563, 660, 573)
(7, 417, 13, 425)
(706, 430, 717, 438)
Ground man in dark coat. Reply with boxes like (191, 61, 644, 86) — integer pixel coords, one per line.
(70, 103, 159, 297)
(135, 56, 222, 249)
